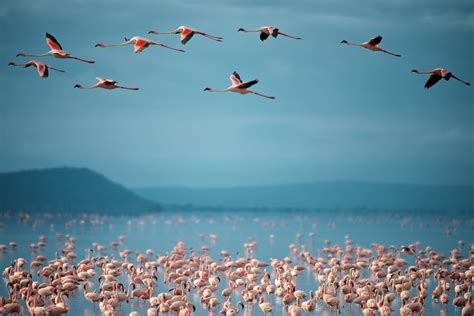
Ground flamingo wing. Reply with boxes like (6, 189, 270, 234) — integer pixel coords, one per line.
(46, 33, 63, 51)
(271, 28, 279, 38)
(36, 63, 48, 78)
(238, 79, 259, 89)
(260, 32, 270, 41)
(133, 38, 152, 53)
(230, 72, 243, 86)
(368, 35, 382, 46)
(424, 74, 442, 89)
(181, 28, 194, 45)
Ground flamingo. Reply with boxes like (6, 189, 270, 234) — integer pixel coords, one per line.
(148, 26, 223, 45)
(411, 68, 470, 89)
(203, 71, 275, 100)
(238, 26, 301, 41)
(74, 77, 139, 91)
(340, 35, 401, 57)
(17, 33, 95, 63)
(95, 36, 184, 53)
(8, 60, 64, 78)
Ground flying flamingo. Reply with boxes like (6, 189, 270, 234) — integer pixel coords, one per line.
(95, 36, 184, 53)
(17, 33, 95, 63)
(148, 26, 223, 45)
(8, 60, 64, 78)
(411, 68, 470, 89)
(237, 26, 302, 41)
(204, 71, 275, 100)
(74, 77, 139, 91)
(340, 35, 401, 57)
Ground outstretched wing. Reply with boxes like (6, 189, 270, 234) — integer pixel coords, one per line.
(424, 74, 442, 89)
(230, 71, 242, 86)
(46, 33, 63, 51)
(368, 35, 382, 46)
(36, 63, 48, 78)
(180, 28, 194, 45)
(260, 32, 270, 41)
(238, 79, 259, 89)
(271, 28, 279, 38)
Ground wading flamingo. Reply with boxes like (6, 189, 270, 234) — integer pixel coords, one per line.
(17, 33, 95, 63)
(340, 35, 401, 57)
(411, 68, 470, 89)
(148, 26, 223, 45)
(238, 26, 302, 41)
(8, 60, 64, 78)
(204, 71, 275, 100)
(95, 37, 184, 53)
(74, 77, 139, 91)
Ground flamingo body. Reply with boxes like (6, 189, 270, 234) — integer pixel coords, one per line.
(95, 36, 184, 53)
(238, 26, 302, 41)
(341, 35, 401, 57)
(8, 60, 65, 78)
(411, 68, 471, 89)
(204, 71, 275, 99)
(74, 77, 139, 91)
(148, 26, 223, 45)
(17, 33, 95, 63)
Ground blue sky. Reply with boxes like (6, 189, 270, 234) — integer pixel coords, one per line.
(1, 0, 473, 187)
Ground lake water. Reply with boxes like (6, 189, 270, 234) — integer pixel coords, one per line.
(0, 210, 472, 315)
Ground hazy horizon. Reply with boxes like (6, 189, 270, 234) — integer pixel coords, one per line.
(1, 0, 473, 188)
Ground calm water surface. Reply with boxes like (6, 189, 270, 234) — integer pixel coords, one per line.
(0, 210, 472, 315)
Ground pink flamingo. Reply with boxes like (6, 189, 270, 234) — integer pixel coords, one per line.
(340, 35, 401, 57)
(238, 26, 301, 41)
(148, 26, 223, 45)
(95, 36, 184, 53)
(8, 60, 64, 78)
(204, 71, 275, 100)
(17, 33, 95, 63)
(74, 77, 139, 91)
(411, 68, 470, 89)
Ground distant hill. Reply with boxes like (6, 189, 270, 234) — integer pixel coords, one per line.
(0, 167, 159, 213)
(134, 182, 474, 211)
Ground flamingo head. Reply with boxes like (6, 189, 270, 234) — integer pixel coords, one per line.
(124, 37, 130, 42)
(203, 87, 211, 91)
(148, 30, 158, 34)
(8, 62, 15, 66)
(95, 43, 105, 48)
(411, 70, 418, 73)
(237, 28, 245, 32)
(340, 40, 348, 44)
(16, 53, 26, 57)
(73, 84, 82, 88)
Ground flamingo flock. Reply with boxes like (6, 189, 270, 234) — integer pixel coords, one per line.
(8, 25, 470, 97)
(0, 212, 473, 316)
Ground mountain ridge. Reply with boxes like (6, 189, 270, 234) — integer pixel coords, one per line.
(0, 167, 159, 213)
(134, 181, 474, 211)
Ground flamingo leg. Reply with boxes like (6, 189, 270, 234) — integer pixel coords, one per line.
(117, 86, 139, 91)
(195, 31, 223, 41)
(47, 66, 65, 72)
(380, 48, 401, 57)
(69, 56, 95, 63)
(249, 91, 275, 100)
(451, 75, 471, 86)
(277, 32, 302, 40)
(151, 42, 185, 52)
